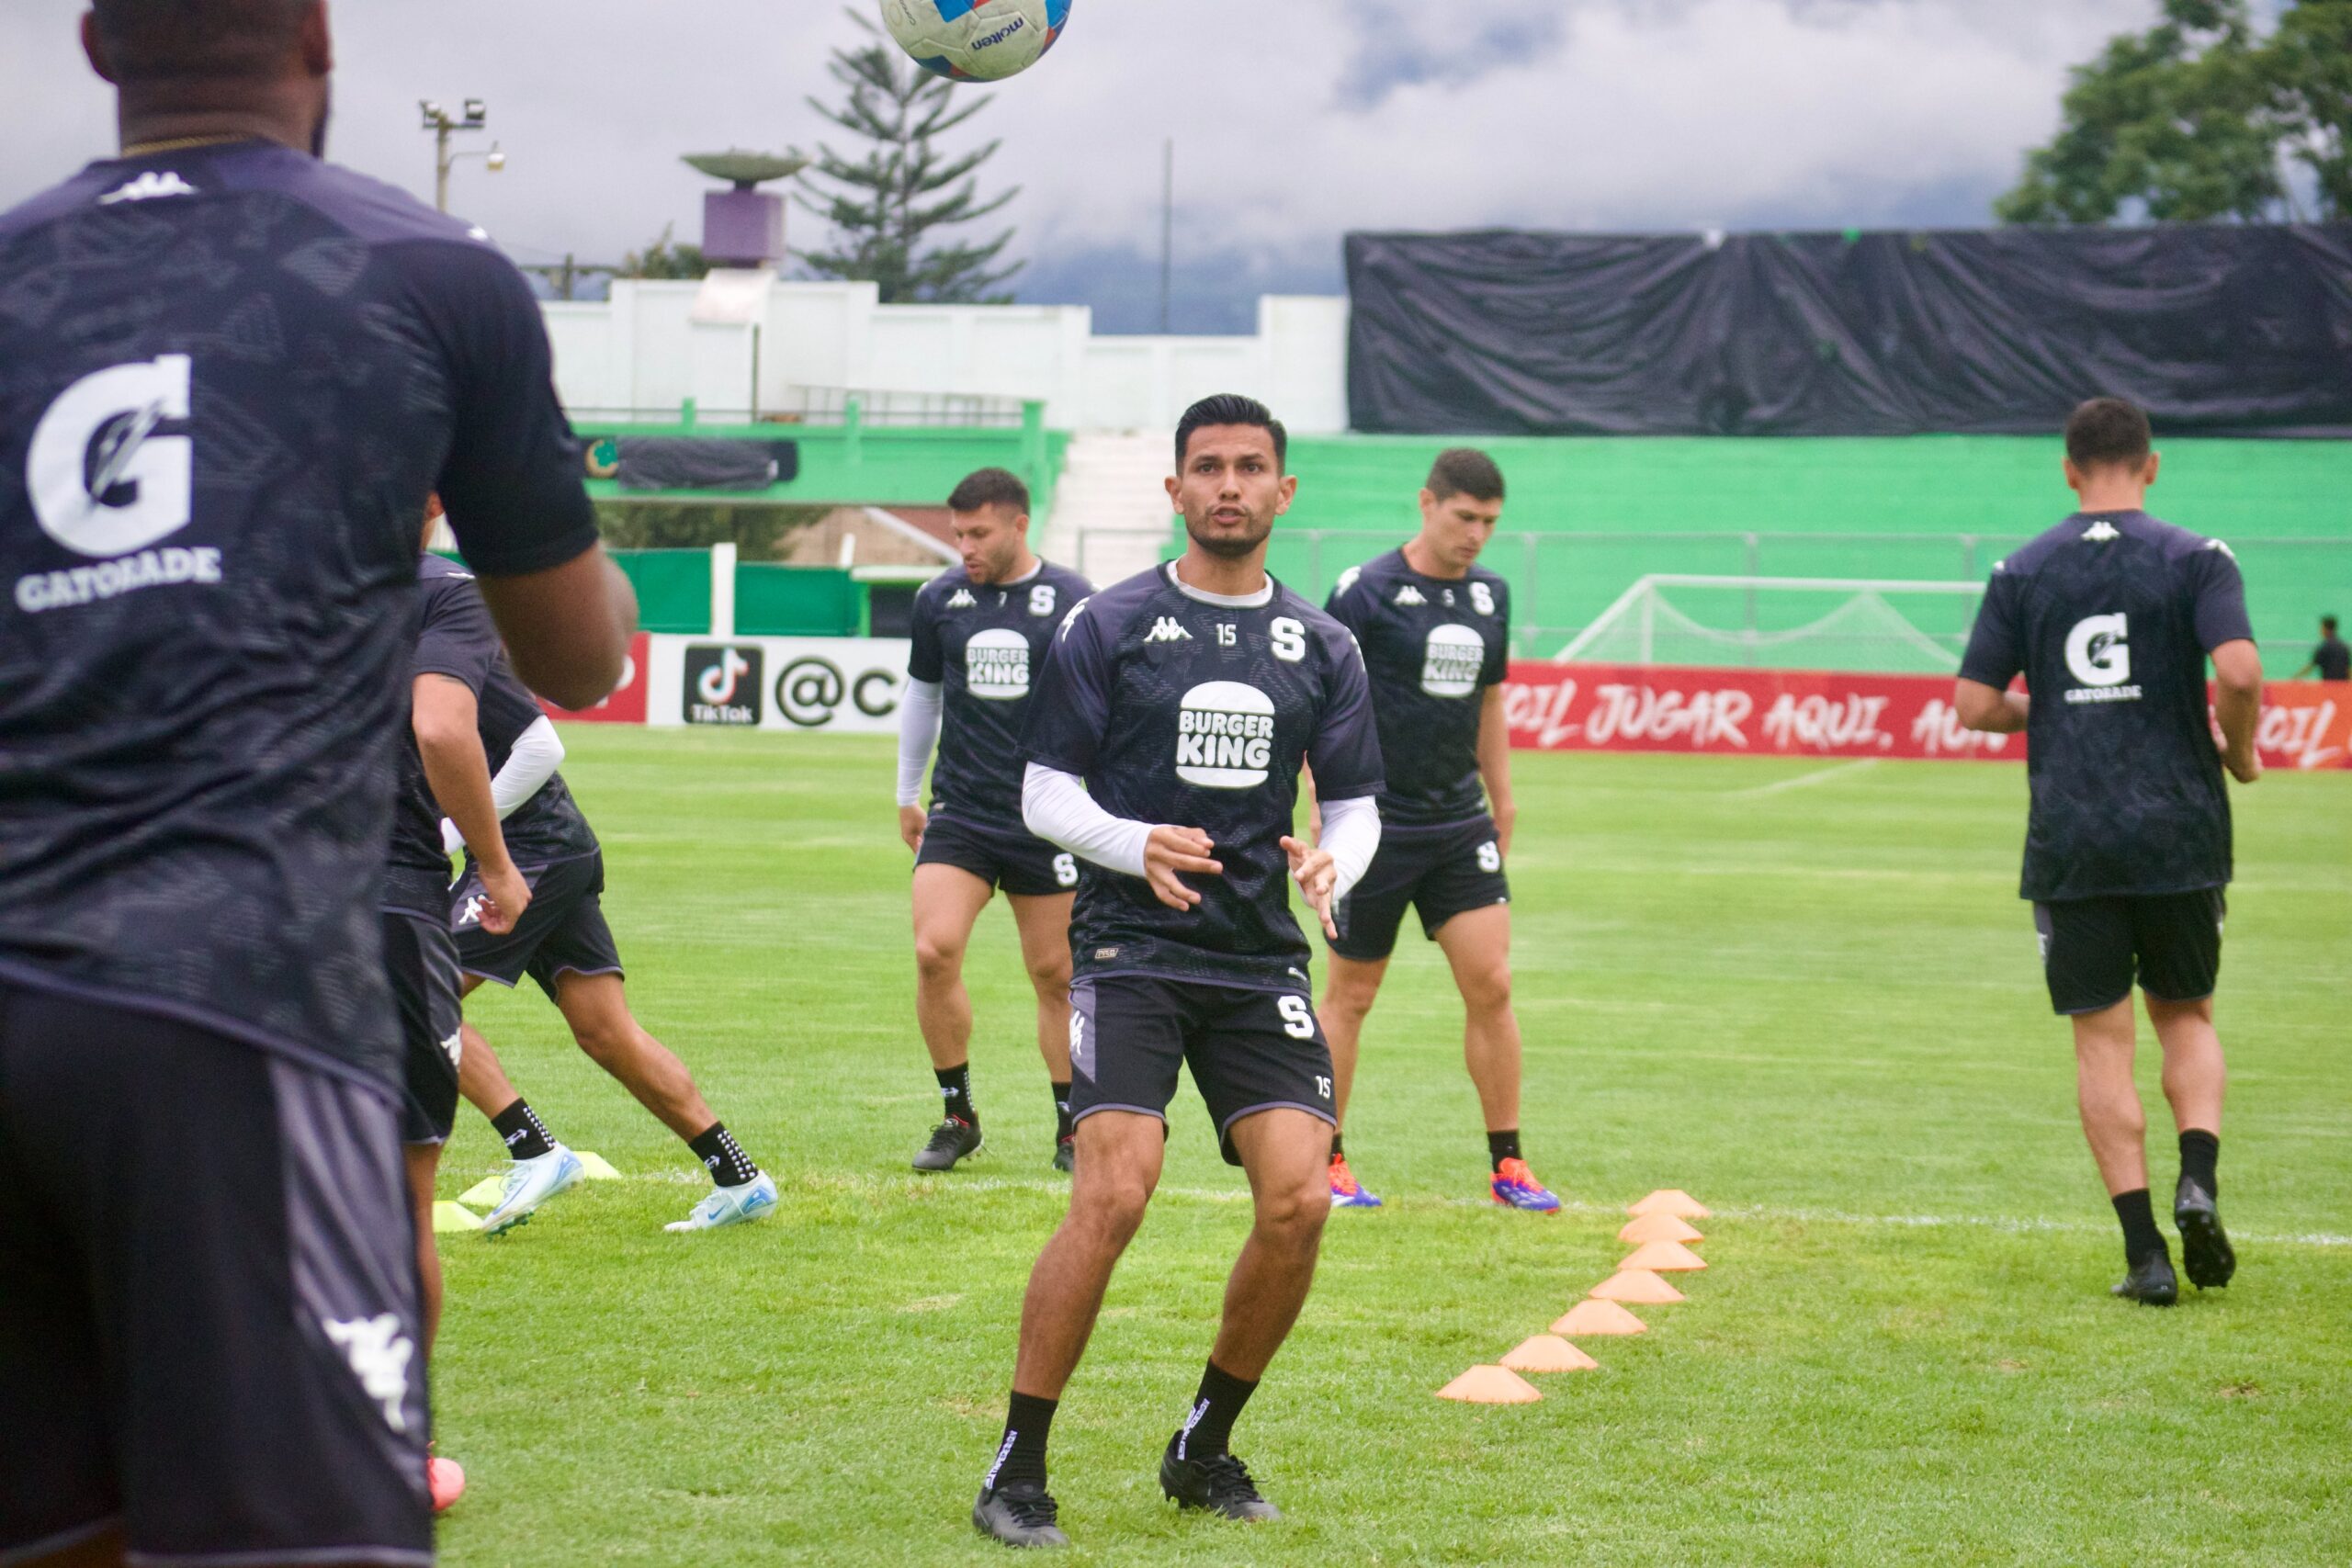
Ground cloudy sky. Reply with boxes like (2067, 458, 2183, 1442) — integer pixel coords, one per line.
(1, 0, 2162, 331)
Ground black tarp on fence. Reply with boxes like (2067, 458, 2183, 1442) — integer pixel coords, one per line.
(1344, 225, 2352, 437)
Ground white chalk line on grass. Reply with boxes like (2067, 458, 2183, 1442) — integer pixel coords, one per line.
(1727, 758, 1882, 797)
(454, 1165, 2351, 1248)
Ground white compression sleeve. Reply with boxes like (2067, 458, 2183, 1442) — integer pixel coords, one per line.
(1317, 794, 1382, 905)
(897, 678, 943, 807)
(441, 716, 566, 854)
(1022, 762, 1152, 878)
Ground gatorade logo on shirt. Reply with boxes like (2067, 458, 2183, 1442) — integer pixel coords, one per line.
(2064, 613, 2141, 705)
(965, 626, 1031, 700)
(1175, 682, 1275, 788)
(1420, 624, 1486, 698)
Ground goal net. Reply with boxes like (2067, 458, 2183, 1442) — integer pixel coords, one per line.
(1555, 575, 1986, 675)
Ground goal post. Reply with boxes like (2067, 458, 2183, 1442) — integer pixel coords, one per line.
(1555, 574, 1988, 675)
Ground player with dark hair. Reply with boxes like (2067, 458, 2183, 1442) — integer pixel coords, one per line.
(1315, 447, 1555, 1213)
(428, 514, 775, 1235)
(2290, 614, 2347, 682)
(970, 394, 1385, 1548)
(1957, 396, 2261, 1307)
(897, 469, 1094, 1172)
(0, 4, 635, 1562)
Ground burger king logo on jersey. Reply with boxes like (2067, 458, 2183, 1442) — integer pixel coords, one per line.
(964, 626, 1031, 700)
(1176, 681, 1275, 788)
(1421, 624, 1486, 698)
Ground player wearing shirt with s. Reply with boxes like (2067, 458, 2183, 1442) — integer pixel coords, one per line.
(968, 395, 1385, 1549)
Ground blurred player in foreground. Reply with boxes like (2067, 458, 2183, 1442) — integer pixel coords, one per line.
(0, 2, 633, 1560)
(897, 469, 1093, 1173)
(1957, 397, 2260, 1306)
(971, 395, 1385, 1547)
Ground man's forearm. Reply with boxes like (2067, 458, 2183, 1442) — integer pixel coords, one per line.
(2214, 680, 2260, 762)
(420, 731, 513, 872)
(1022, 762, 1151, 877)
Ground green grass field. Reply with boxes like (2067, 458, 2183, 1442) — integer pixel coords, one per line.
(434, 731, 2350, 1567)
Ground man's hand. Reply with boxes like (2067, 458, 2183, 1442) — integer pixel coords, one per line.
(1282, 835, 1341, 941)
(899, 804, 927, 853)
(473, 857, 531, 937)
(2219, 731, 2263, 784)
(1144, 826, 1221, 912)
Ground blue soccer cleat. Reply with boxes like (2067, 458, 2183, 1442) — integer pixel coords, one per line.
(481, 1144, 584, 1237)
(1489, 1157, 1562, 1213)
(665, 1171, 779, 1233)
(1328, 1153, 1383, 1209)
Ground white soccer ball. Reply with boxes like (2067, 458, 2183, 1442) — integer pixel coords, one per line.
(877, 0, 1072, 82)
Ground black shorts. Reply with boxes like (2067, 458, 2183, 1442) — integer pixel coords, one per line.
(916, 811, 1079, 899)
(454, 852, 625, 1001)
(0, 983, 432, 1567)
(1069, 975, 1337, 1166)
(1329, 814, 1510, 963)
(2034, 889, 2226, 1015)
(381, 908, 462, 1146)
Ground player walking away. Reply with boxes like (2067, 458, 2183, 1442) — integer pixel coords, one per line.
(428, 536, 775, 1235)
(898, 468, 1093, 1173)
(386, 525, 541, 1511)
(970, 395, 1385, 1548)
(1956, 397, 2261, 1308)
(1316, 449, 1556, 1213)
(2290, 614, 2347, 681)
(0, 5, 635, 1563)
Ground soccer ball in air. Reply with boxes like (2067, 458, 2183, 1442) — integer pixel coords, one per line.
(878, 0, 1072, 82)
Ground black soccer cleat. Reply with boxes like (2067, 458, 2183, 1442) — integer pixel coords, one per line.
(2110, 1251, 2178, 1306)
(913, 1118, 984, 1172)
(2174, 1176, 2236, 1291)
(1159, 1437, 1282, 1522)
(1051, 1137, 1075, 1175)
(973, 1482, 1068, 1549)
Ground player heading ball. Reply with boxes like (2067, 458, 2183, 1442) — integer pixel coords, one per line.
(970, 395, 1385, 1548)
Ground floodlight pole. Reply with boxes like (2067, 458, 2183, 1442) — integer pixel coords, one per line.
(421, 98, 495, 213)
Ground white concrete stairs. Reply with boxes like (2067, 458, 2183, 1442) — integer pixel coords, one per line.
(1040, 433, 1174, 590)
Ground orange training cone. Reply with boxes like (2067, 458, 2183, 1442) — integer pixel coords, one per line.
(1622, 1239, 1707, 1273)
(1436, 1365, 1543, 1404)
(1500, 1335, 1599, 1373)
(1553, 1299, 1648, 1337)
(1590, 1269, 1685, 1304)
(1619, 1212, 1704, 1246)
(1627, 1189, 1711, 1219)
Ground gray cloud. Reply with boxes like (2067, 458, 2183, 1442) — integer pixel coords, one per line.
(1, 1, 2154, 325)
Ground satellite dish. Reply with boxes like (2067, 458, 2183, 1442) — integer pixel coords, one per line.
(683, 151, 809, 189)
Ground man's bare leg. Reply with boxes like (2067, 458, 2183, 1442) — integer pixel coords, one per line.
(549, 972, 716, 1141)
(2147, 994, 2233, 1287)
(1009, 1111, 1166, 1397)
(1008, 891, 1076, 1164)
(2072, 997, 2176, 1298)
(1208, 1109, 1336, 1380)
(1317, 953, 1388, 1128)
(910, 865, 995, 1159)
(1434, 905, 1520, 1133)
(401, 1143, 443, 1349)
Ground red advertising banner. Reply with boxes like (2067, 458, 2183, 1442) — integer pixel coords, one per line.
(1503, 662, 2351, 771)
(542, 632, 650, 725)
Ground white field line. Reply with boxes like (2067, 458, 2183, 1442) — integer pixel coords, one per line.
(454, 1165, 2352, 1248)
(1728, 758, 1881, 797)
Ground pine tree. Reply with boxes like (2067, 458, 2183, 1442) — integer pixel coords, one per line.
(797, 10, 1022, 303)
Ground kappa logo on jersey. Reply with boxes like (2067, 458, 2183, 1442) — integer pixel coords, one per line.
(965, 626, 1032, 700)
(1395, 584, 1428, 606)
(945, 588, 978, 609)
(1175, 681, 1275, 788)
(441, 1030, 464, 1070)
(2063, 613, 2141, 705)
(97, 170, 198, 205)
(322, 1314, 415, 1433)
(684, 646, 763, 725)
(2083, 520, 2120, 542)
(1421, 623, 1487, 698)
(457, 893, 489, 929)
(1145, 616, 1194, 644)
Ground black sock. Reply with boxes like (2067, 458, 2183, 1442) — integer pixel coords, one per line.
(688, 1122, 760, 1189)
(1050, 1081, 1073, 1143)
(1329, 1131, 1344, 1161)
(2112, 1188, 2167, 1265)
(491, 1098, 555, 1162)
(1487, 1130, 1522, 1171)
(935, 1064, 977, 1126)
(2178, 1130, 2220, 1195)
(1176, 1360, 1257, 1461)
(988, 1392, 1057, 1491)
